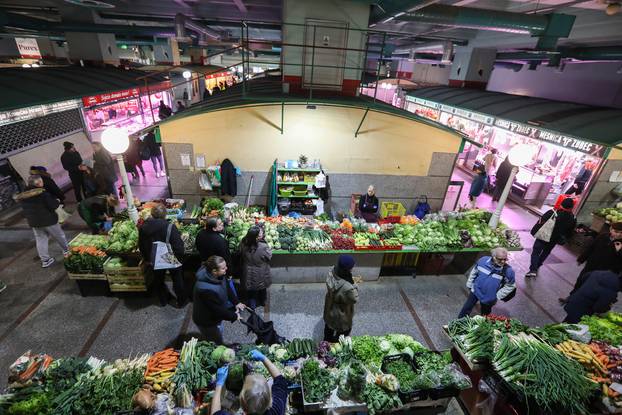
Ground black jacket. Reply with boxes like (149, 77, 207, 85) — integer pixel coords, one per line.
(359, 194, 379, 214)
(220, 158, 237, 197)
(193, 266, 239, 327)
(138, 218, 184, 263)
(61, 150, 83, 175)
(531, 209, 576, 245)
(564, 270, 621, 323)
(144, 132, 161, 157)
(14, 187, 59, 228)
(196, 229, 231, 264)
(33, 172, 64, 202)
(578, 233, 622, 274)
(93, 148, 117, 182)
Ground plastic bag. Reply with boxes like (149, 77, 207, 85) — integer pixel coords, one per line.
(55, 205, 71, 224)
(566, 324, 591, 343)
(440, 363, 472, 390)
(475, 378, 498, 415)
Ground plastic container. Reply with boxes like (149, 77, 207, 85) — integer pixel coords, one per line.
(381, 354, 428, 402)
(292, 190, 308, 196)
(279, 189, 293, 197)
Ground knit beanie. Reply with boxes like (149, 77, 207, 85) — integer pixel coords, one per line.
(338, 255, 355, 270)
(561, 198, 575, 210)
(63, 141, 74, 150)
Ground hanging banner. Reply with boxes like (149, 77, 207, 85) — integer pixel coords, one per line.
(0, 99, 81, 126)
(82, 88, 140, 107)
(15, 38, 41, 59)
(494, 118, 606, 158)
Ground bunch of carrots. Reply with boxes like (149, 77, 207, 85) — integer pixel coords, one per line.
(70, 246, 106, 257)
(144, 348, 179, 392)
(556, 340, 607, 375)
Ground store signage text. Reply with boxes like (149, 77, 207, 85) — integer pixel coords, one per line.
(441, 105, 493, 125)
(0, 99, 81, 126)
(15, 37, 41, 59)
(495, 119, 605, 157)
(82, 88, 140, 107)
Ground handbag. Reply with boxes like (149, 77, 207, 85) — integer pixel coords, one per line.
(533, 211, 557, 243)
(151, 223, 182, 270)
(139, 145, 151, 161)
(498, 265, 516, 302)
(55, 205, 71, 224)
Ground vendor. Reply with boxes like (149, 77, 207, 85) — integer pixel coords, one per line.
(564, 270, 622, 323)
(358, 185, 379, 223)
(196, 217, 231, 266)
(193, 255, 245, 344)
(211, 350, 288, 415)
(78, 194, 119, 234)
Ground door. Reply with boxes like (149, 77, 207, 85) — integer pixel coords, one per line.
(303, 19, 348, 90)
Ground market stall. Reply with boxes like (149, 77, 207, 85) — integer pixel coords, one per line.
(0, 332, 473, 415)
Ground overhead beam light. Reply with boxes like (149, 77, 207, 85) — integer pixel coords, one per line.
(382, 16, 395, 23)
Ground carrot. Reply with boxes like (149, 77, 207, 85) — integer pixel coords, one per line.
(19, 361, 41, 380)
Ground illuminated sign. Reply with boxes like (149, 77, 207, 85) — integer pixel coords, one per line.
(0, 99, 81, 126)
(82, 88, 140, 107)
(15, 37, 41, 59)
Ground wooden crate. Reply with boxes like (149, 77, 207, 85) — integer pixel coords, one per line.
(109, 283, 147, 292)
(67, 272, 107, 281)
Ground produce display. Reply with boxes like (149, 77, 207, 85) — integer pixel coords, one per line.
(593, 205, 622, 223)
(68, 234, 108, 250)
(581, 312, 622, 345)
(176, 223, 201, 253)
(301, 358, 334, 403)
(63, 246, 107, 274)
(106, 220, 139, 253)
(201, 197, 224, 218)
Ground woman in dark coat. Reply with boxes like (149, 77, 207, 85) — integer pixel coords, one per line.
(564, 270, 622, 323)
(240, 226, 272, 310)
(526, 198, 576, 277)
(144, 132, 165, 178)
(358, 185, 379, 223)
(492, 156, 514, 202)
(124, 137, 145, 180)
(468, 165, 487, 208)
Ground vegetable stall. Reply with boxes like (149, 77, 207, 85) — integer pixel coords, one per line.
(444, 312, 622, 414)
(0, 334, 472, 415)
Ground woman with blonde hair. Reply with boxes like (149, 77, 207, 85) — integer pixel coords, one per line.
(211, 350, 288, 415)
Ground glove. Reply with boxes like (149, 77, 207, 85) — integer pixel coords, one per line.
(250, 350, 266, 361)
(216, 366, 228, 386)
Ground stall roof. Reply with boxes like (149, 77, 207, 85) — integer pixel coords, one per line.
(407, 86, 622, 147)
(0, 66, 169, 112)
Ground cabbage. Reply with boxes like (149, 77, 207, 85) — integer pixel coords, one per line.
(379, 339, 392, 352)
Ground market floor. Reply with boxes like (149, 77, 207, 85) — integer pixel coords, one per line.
(1, 202, 619, 414)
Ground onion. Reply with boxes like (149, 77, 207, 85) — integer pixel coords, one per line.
(132, 387, 155, 410)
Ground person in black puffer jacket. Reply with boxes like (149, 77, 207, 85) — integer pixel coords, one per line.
(564, 270, 622, 323)
(29, 166, 64, 202)
(193, 255, 245, 344)
(139, 204, 187, 308)
(14, 175, 69, 268)
(526, 197, 576, 278)
(195, 217, 231, 265)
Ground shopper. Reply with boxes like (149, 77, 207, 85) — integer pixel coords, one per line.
(14, 175, 69, 268)
(211, 350, 288, 415)
(526, 198, 576, 278)
(78, 194, 119, 234)
(92, 142, 118, 197)
(559, 222, 622, 304)
(144, 131, 165, 178)
(563, 270, 622, 324)
(458, 247, 516, 318)
(492, 156, 513, 202)
(193, 255, 245, 344)
(29, 166, 64, 202)
(240, 226, 272, 309)
(323, 254, 359, 342)
(483, 148, 498, 175)
(567, 161, 594, 196)
(196, 217, 231, 265)
(124, 137, 145, 180)
(158, 100, 172, 120)
(358, 185, 379, 223)
(468, 165, 487, 208)
(60, 141, 85, 202)
(81, 165, 108, 197)
(176, 101, 186, 112)
(139, 204, 188, 308)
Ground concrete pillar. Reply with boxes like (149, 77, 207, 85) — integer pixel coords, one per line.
(154, 39, 180, 65)
(448, 47, 496, 89)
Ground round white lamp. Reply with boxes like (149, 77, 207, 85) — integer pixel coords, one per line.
(489, 144, 536, 229)
(182, 70, 192, 80)
(101, 127, 139, 223)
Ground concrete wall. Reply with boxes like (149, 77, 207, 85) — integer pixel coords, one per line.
(577, 148, 622, 224)
(410, 63, 451, 85)
(159, 104, 461, 212)
(65, 32, 119, 65)
(487, 62, 622, 109)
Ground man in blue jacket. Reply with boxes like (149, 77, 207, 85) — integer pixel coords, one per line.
(458, 247, 516, 318)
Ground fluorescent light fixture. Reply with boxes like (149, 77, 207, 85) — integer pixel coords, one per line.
(395, 12, 405, 17)
(382, 16, 395, 23)
(31, 63, 39, 68)
(22, 64, 31, 68)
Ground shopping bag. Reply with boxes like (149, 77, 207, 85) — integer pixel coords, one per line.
(55, 205, 71, 224)
(533, 211, 557, 243)
(139, 145, 151, 161)
(151, 224, 182, 270)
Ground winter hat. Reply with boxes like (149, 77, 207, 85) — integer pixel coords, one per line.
(338, 255, 355, 270)
(611, 222, 622, 231)
(30, 165, 46, 172)
(561, 198, 575, 210)
(63, 141, 74, 150)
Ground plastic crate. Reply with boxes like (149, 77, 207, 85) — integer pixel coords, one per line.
(381, 354, 428, 402)
(378, 216, 401, 224)
(380, 202, 406, 218)
(292, 190, 308, 196)
(279, 189, 293, 197)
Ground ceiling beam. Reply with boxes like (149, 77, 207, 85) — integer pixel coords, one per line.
(172, 0, 192, 10)
(231, 0, 248, 13)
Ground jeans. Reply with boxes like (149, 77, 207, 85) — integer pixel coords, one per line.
(152, 267, 187, 305)
(198, 322, 224, 345)
(324, 324, 351, 343)
(458, 292, 493, 318)
(150, 154, 164, 173)
(529, 239, 556, 272)
(247, 288, 267, 309)
(33, 224, 68, 262)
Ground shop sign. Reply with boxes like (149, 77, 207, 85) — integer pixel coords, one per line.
(0, 99, 81, 126)
(495, 118, 606, 157)
(205, 71, 231, 79)
(82, 88, 140, 107)
(440, 105, 494, 125)
(15, 37, 41, 59)
(406, 96, 440, 109)
(140, 80, 173, 95)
